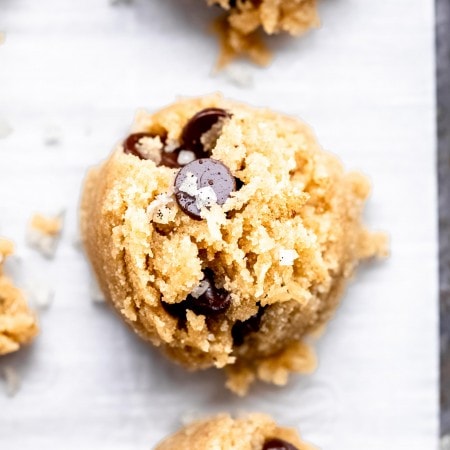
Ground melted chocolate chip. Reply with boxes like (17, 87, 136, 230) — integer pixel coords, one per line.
(174, 158, 236, 220)
(161, 269, 231, 319)
(263, 438, 299, 450)
(181, 108, 230, 156)
(123, 133, 157, 160)
(231, 306, 266, 346)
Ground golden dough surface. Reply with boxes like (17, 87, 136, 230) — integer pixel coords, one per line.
(0, 239, 39, 356)
(155, 413, 314, 450)
(80, 94, 386, 394)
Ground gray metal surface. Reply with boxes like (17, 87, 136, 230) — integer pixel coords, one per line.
(438, 0, 450, 437)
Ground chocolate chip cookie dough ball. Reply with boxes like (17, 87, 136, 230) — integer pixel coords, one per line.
(208, 0, 320, 66)
(155, 413, 313, 450)
(80, 94, 386, 394)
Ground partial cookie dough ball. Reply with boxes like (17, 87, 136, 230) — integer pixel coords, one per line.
(155, 413, 313, 450)
(80, 94, 386, 394)
(0, 239, 39, 355)
(208, 0, 320, 66)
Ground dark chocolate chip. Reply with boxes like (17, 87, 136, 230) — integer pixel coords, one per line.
(161, 300, 189, 320)
(123, 132, 157, 160)
(161, 269, 231, 319)
(174, 158, 236, 220)
(123, 133, 182, 168)
(235, 177, 244, 191)
(231, 306, 266, 346)
(181, 108, 230, 156)
(263, 438, 299, 450)
(160, 151, 181, 169)
(185, 269, 231, 316)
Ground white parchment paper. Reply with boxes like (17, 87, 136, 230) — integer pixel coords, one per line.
(0, 0, 438, 448)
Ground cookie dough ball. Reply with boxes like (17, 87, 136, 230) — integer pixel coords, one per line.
(0, 239, 39, 355)
(80, 94, 386, 394)
(155, 413, 313, 450)
(208, 0, 320, 66)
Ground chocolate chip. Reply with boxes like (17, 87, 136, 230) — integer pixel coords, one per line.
(161, 300, 189, 320)
(161, 269, 231, 319)
(231, 306, 266, 346)
(174, 158, 236, 220)
(263, 438, 299, 450)
(235, 177, 244, 190)
(186, 269, 231, 316)
(123, 133, 157, 160)
(123, 132, 183, 168)
(160, 151, 181, 169)
(181, 108, 230, 156)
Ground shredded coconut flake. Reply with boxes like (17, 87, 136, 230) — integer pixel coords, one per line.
(177, 150, 196, 166)
(178, 172, 199, 197)
(279, 249, 299, 266)
(195, 186, 218, 210)
(190, 279, 210, 299)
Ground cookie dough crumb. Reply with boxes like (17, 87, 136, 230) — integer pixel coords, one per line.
(210, 0, 320, 67)
(27, 212, 64, 259)
(1, 366, 20, 397)
(0, 239, 39, 356)
(213, 16, 272, 68)
(226, 342, 316, 395)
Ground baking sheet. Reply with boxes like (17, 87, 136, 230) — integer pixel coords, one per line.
(0, 0, 438, 448)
